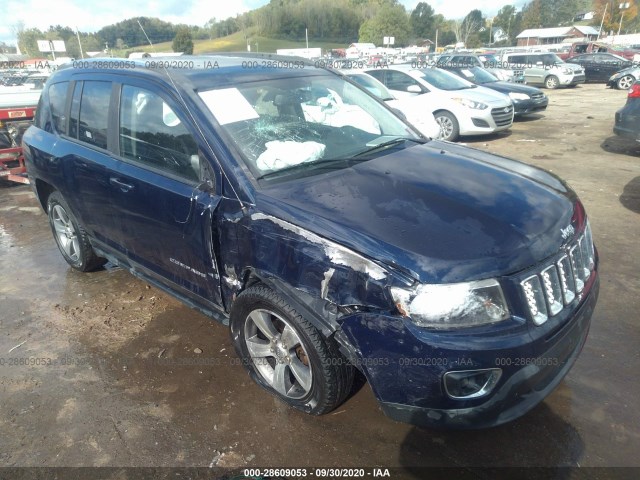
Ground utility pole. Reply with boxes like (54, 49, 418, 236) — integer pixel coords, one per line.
(76, 27, 84, 59)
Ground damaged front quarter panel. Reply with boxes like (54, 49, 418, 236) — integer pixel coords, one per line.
(230, 210, 413, 333)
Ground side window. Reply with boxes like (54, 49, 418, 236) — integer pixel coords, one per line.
(386, 71, 419, 92)
(69, 81, 83, 139)
(119, 85, 199, 182)
(34, 94, 48, 131)
(78, 81, 111, 149)
(366, 69, 386, 84)
(49, 82, 69, 134)
(509, 55, 526, 65)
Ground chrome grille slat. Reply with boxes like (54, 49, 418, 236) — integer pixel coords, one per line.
(520, 226, 595, 325)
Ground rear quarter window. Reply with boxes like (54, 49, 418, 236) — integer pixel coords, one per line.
(45, 81, 70, 134)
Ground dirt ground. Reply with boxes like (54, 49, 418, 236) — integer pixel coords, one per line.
(1, 83, 639, 478)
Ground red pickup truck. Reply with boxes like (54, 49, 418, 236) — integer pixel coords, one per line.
(558, 41, 640, 61)
(0, 91, 39, 185)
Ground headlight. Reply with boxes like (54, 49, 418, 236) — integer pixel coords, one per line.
(452, 97, 488, 110)
(508, 92, 530, 101)
(562, 68, 573, 75)
(390, 279, 510, 329)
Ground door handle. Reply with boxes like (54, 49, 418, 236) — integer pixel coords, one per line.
(109, 177, 134, 192)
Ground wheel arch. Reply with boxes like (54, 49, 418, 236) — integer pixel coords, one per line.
(34, 178, 56, 212)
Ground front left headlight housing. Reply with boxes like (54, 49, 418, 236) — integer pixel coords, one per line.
(452, 97, 489, 110)
(391, 279, 510, 329)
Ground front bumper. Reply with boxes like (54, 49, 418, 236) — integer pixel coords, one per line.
(565, 74, 586, 86)
(513, 97, 549, 116)
(340, 272, 599, 429)
(460, 106, 513, 136)
(614, 108, 640, 141)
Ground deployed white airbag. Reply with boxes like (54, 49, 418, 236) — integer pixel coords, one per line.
(256, 140, 326, 171)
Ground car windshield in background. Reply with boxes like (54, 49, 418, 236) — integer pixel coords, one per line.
(347, 73, 394, 101)
(538, 53, 564, 65)
(198, 72, 418, 181)
(478, 54, 499, 65)
(457, 66, 499, 84)
(417, 68, 474, 91)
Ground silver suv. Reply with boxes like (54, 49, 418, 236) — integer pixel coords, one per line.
(501, 52, 586, 89)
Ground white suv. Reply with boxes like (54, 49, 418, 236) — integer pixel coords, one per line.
(501, 52, 586, 89)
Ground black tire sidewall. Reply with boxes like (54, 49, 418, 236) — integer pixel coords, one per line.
(47, 192, 92, 271)
(618, 75, 632, 90)
(230, 287, 332, 414)
(435, 111, 459, 141)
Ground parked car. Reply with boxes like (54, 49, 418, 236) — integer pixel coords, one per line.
(23, 56, 599, 428)
(436, 53, 522, 83)
(566, 53, 633, 83)
(614, 81, 640, 142)
(344, 71, 441, 138)
(606, 65, 640, 90)
(439, 65, 548, 117)
(501, 52, 585, 89)
(365, 66, 514, 141)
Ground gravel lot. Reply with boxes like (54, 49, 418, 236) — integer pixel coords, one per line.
(1, 83, 639, 478)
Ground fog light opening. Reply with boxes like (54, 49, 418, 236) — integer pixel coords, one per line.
(444, 368, 502, 399)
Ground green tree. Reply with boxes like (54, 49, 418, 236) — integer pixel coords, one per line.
(410, 2, 435, 39)
(17, 28, 43, 57)
(172, 27, 194, 54)
(358, 3, 411, 46)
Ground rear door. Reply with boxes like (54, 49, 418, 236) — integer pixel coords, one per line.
(62, 79, 126, 251)
(109, 82, 223, 306)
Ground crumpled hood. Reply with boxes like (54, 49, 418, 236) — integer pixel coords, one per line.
(256, 141, 579, 284)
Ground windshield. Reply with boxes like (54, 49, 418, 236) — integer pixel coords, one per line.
(198, 72, 418, 181)
(347, 73, 395, 101)
(416, 68, 474, 91)
(536, 53, 564, 65)
(456, 66, 498, 84)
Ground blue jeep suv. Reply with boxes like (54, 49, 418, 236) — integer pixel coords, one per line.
(22, 56, 599, 428)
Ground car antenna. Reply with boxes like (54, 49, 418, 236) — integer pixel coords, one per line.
(136, 20, 249, 214)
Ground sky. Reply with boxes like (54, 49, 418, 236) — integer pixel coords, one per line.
(1, 0, 528, 46)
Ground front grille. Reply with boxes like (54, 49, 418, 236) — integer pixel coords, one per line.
(520, 222, 595, 326)
(491, 105, 514, 127)
(531, 92, 545, 101)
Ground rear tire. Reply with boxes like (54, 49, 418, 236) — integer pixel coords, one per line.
(434, 111, 460, 142)
(230, 284, 354, 415)
(544, 75, 559, 89)
(47, 191, 106, 272)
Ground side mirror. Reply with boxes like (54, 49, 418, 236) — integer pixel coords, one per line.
(407, 84, 422, 94)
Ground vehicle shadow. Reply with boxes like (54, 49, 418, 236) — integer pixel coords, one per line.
(600, 135, 640, 156)
(460, 130, 513, 145)
(515, 113, 546, 122)
(620, 176, 640, 214)
(396, 402, 583, 479)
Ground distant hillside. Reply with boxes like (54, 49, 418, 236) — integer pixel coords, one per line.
(126, 31, 346, 55)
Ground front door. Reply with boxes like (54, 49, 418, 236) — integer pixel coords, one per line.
(109, 83, 223, 306)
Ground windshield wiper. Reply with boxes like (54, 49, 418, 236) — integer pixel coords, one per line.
(255, 158, 350, 181)
(352, 137, 425, 158)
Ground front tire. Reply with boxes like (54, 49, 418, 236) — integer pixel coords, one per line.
(47, 191, 106, 272)
(230, 285, 354, 415)
(617, 75, 634, 90)
(545, 75, 559, 89)
(434, 111, 460, 142)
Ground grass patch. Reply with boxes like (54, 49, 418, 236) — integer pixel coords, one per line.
(125, 31, 346, 56)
